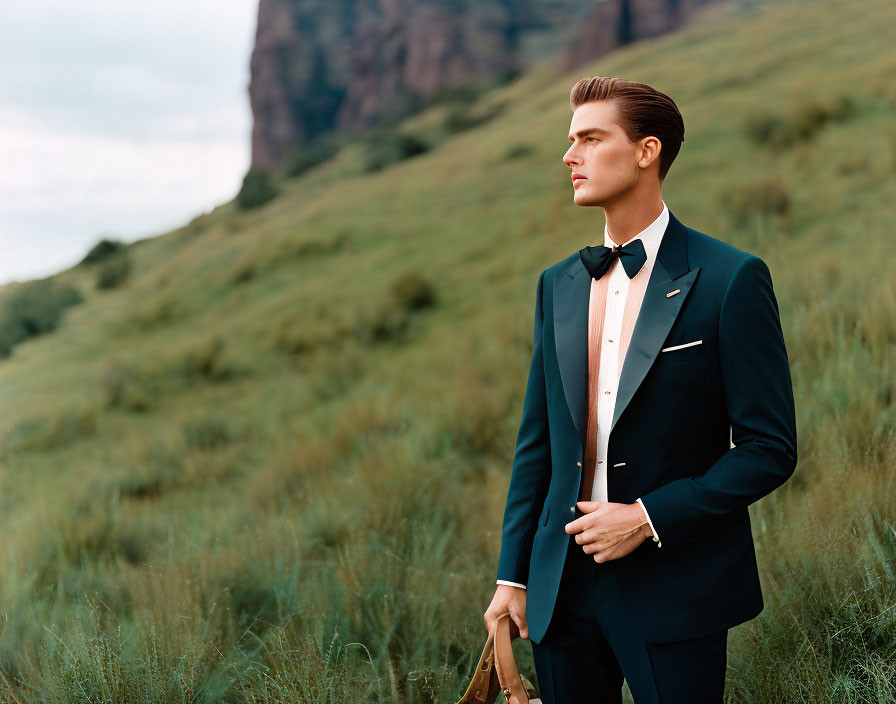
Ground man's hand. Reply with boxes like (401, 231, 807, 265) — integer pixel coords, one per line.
(484, 585, 528, 640)
(564, 501, 651, 563)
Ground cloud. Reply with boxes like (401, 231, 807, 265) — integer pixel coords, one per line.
(0, 0, 258, 284)
(0, 113, 247, 283)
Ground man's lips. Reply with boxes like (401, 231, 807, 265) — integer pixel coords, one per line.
(572, 173, 587, 183)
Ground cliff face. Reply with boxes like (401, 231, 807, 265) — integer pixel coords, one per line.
(248, 0, 718, 173)
(561, 0, 719, 73)
(249, 0, 534, 173)
(335, 1, 522, 130)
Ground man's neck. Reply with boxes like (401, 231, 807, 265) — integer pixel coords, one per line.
(604, 196, 665, 246)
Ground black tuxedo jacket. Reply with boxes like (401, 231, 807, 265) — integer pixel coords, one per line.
(496, 210, 798, 645)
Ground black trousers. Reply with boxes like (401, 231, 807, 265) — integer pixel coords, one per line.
(530, 531, 728, 704)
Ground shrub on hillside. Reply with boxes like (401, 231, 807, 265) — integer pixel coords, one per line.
(349, 302, 408, 345)
(132, 296, 189, 330)
(79, 238, 126, 265)
(362, 129, 431, 173)
(230, 256, 257, 284)
(0, 279, 83, 358)
(96, 252, 133, 289)
(368, 302, 411, 342)
(390, 271, 435, 311)
(442, 104, 488, 134)
(440, 95, 507, 136)
(177, 336, 238, 382)
(743, 94, 856, 148)
(1, 407, 98, 457)
(237, 169, 278, 210)
(503, 143, 535, 161)
(101, 363, 152, 412)
(272, 314, 316, 356)
(284, 134, 339, 178)
(353, 272, 436, 344)
(721, 176, 791, 224)
(792, 94, 854, 138)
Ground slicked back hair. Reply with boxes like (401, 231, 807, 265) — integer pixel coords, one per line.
(569, 76, 685, 180)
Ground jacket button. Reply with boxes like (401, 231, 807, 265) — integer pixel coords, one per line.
(576, 461, 582, 466)
(570, 506, 575, 514)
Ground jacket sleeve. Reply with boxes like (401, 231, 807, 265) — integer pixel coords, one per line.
(638, 255, 798, 551)
(496, 268, 552, 585)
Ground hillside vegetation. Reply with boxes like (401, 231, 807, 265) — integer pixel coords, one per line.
(0, 0, 894, 701)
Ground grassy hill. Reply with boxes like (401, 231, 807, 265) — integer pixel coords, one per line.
(1, 0, 894, 700)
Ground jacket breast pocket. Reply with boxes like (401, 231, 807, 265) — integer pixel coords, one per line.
(659, 338, 705, 363)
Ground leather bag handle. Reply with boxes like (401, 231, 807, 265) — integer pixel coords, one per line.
(492, 614, 542, 703)
(454, 627, 501, 704)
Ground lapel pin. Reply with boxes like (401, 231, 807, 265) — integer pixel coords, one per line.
(666, 289, 681, 298)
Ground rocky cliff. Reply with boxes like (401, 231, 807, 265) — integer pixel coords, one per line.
(562, 0, 718, 73)
(248, 0, 718, 173)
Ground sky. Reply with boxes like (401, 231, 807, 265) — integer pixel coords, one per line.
(0, 0, 258, 285)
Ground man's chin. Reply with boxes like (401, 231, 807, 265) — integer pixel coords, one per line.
(573, 190, 606, 207)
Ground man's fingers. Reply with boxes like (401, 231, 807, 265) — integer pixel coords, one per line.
(577, 501, 604, 511)
(483, 610, 502, 632)
(565, 518, 583, 534)
(510, 612, 529, 640)
(565, 515, 592, 534)
(593, 543, 619, 562)
(574, 528, 597, 545)
(565, 501, 606, 533)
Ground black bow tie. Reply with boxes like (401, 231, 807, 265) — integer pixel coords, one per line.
(579, 238, 647, 280)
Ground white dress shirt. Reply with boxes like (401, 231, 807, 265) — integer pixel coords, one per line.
(596, 204, 665, 546)
(497, 202, 667, 591)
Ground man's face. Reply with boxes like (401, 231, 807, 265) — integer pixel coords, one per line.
(563, 100, 646, 206)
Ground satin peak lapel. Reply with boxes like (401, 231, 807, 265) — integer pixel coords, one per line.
(553, 254, 590, 449)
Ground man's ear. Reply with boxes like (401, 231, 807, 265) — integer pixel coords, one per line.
(638, 136, 661, 169)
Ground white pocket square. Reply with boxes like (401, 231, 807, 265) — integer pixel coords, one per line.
(661, 339, 703, 352)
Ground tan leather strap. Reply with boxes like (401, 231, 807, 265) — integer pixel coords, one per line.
(454, 628, 500, 704)
(492, 614, 536, 704)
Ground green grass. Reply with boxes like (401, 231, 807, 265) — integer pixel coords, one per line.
(1, 0, 895, 700)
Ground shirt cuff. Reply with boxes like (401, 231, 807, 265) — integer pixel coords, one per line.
(496, 580, 527, 590)
(636, 497, 662, 548)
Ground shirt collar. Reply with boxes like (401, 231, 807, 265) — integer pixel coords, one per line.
(602, 200, 669, 268)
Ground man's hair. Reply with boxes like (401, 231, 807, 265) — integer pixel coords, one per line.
(569, 76, 685, 180)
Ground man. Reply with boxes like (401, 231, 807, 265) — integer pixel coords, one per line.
(483, 76, 797, 703)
